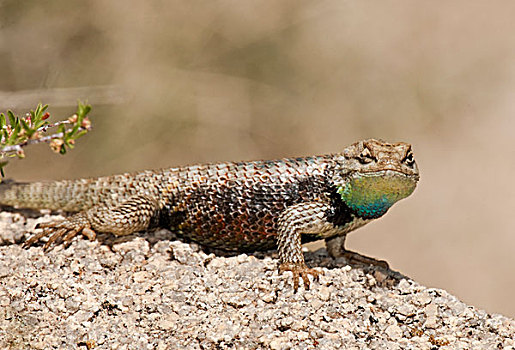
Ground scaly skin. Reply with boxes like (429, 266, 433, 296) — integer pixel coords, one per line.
(0, 139, 419, 290)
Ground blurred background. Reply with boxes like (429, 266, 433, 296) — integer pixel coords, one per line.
(1, 1, 514, 317)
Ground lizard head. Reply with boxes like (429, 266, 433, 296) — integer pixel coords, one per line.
(333, 139, 420, 219)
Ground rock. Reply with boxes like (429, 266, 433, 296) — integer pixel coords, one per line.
(0, 212, 513, 349)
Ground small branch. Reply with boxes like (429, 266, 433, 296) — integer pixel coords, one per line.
(0, 127, 90, 154)
(37, 119, 73, 133)
(0, 144, 23, 154)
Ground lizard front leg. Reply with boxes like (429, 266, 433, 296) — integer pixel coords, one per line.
(277, 202, 339, 291)
(24, 195, 161, 249)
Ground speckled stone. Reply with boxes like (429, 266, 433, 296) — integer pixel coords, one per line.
(0, 212, 514, 349)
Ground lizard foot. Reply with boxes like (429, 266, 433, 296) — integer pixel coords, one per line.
(23, 214, 96, 250)
(341, 249, 389, 269)
(279, 262, 323, 292)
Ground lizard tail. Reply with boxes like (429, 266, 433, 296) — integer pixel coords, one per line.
(0, 179, 96, 212)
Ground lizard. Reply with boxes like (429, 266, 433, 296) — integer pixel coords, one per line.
(0, 139, 419, 290)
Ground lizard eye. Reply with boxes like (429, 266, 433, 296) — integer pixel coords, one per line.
(357, 147, 375, 164)
(402, 149, 415, 166)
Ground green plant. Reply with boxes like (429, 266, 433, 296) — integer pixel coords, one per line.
(0, 102, 92, 179)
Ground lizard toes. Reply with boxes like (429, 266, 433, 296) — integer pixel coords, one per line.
(342, 250, 390, 269)
(36, 220, 66, 229)
(23, 229, 51, 248)
(25, 215, 95, 249)
(279, 263, 322, 292)
(61, 227, 82, 247)
(43, 227, 67, 250)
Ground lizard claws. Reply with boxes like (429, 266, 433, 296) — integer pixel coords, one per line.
(279, 262, 323, 292)
(23, 216, 96, 249)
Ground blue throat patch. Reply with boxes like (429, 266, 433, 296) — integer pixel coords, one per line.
(337, 173, 417, 219)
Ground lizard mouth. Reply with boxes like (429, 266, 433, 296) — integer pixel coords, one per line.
(361, 166, 419, 178)
(337, 171, 418, 219)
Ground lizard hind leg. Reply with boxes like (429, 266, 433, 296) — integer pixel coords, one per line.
(23, 194, 161, 249)
(325, 235, 390, 269)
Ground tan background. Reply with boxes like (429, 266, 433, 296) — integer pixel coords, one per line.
(1, 1, 514, 317)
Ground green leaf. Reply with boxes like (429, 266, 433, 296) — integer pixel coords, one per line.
(34, 119, 48, 129)
(76, 101, 91, 120)
(40, 104, 48, 114)
(0, 113, 5, 128)
(74, 130, 88, 138)
(7, 111, 15, 126)
(2, 129, 9, 144)
(35, 104, 48, 122)
(20, 118, 30, 132)
(69, 123, 80, 136)
(8, 124, 19, 144)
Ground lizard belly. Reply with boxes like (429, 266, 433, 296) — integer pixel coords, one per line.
(300, 215, 372, 243)
(163, 167, 330, 252)
(167, 209, 280, 252)
(160, 185, 289, 252)
(165, 205, 371, 252)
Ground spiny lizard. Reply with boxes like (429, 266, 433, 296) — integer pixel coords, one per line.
(0, 139, 419, 290)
